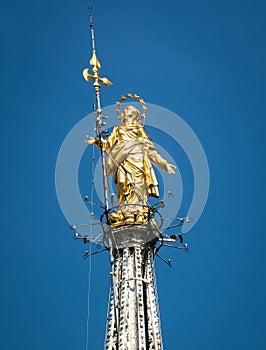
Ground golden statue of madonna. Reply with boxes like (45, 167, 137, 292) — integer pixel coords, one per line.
(86, 105, 176, 226)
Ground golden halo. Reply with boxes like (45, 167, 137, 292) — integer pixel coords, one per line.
(116, 93, 148, 120)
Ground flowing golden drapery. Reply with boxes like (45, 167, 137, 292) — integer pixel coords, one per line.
(103, 124, 171, 205)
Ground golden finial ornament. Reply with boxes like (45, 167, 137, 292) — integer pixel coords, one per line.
(82, 7, 112, 92)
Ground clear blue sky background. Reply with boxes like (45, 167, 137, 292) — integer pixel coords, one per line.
(1, 0, 266, 349)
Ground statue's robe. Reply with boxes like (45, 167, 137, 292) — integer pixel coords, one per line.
(103, 124, 170, 205)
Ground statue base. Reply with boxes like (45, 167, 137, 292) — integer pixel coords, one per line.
(104, 219, 159, 249)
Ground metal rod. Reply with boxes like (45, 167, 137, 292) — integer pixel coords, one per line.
(155, 253, 172, 267)
(89, 6, 96, 52)
(88, 7, 110, 213)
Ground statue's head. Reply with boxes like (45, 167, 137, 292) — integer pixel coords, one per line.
(120, 105, 141, 125)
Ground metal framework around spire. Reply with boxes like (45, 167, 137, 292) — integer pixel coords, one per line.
(73, 218, 190, 350)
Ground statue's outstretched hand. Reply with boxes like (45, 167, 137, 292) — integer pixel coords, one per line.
(85, 135, 96, 145)
(166, 163, 176, 174)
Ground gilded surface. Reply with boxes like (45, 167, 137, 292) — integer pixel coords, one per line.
(86, 105, 175, 226)
(83, 50, 112, 89)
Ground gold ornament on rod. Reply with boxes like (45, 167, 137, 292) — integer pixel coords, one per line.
(82, 7, 112, 92)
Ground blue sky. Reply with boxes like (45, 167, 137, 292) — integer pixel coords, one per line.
(1, 0, 266, 349)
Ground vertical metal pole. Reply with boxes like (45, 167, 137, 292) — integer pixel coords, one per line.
(95, 90, 109, 212)
(88, 7, 109, 213)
